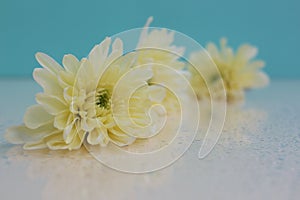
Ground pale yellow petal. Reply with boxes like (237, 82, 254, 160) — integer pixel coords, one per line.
(23, 140, 47, 150)
(88, 37, 111, 72)
(5, 123, 57, 144)
(127, 67, 153, 86)
(220, 39, 234, 62)
(36, 93, 67, 115)
(46, 133, 68, 150)
(58, 70, 75, 88)
(63, 87, 74, 103)
(63, 121, 78, 144)
(108, 127, 136, 146)
(236, 44, 258, 61)
(87, 126, 108, 145)
(75, 59, 96, 92)
(112, 38, 123, 55)
(81, 118, 98, 132)
(35, 52, 63, 75)
(137, 16, 153, 47)
(67, 134, 84, 150)
(52, 130, 85, 150)
(24, 104, 54, 129)
(247, 60, 265, 69)
(54, 110, 70, 130)
(148, 85, 166, 103)
(206, 42, 221, 60)
(62, 54, 80, 74)
(251, 71, 270, 88)
(33, 68, 63, 96)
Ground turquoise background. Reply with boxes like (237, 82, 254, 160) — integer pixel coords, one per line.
(0, 0, 299, 78)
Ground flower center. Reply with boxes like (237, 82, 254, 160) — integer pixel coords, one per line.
(96, 89, 110, 109)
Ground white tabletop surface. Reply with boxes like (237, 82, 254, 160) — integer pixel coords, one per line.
(0, 78, 299, 200)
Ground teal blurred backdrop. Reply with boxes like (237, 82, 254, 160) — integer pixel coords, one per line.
(0, 0, 299, 78)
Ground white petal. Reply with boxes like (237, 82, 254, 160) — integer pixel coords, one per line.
(63, 121, 77, 144)
(112, 38, 123, 53)
(137, 16, 153, 47)
(58, 70, 75, 88)
(236, 44, 258, 61)
(33, 68, 63, 96)
(87, 126, 108, 145)
(67, 134, 84, 150)
(206, 42, 220, 59)
(126, 67, 153, 86)
(36, 93, 67, 115)
(62, 54, 80, 74)
(108, 128, 136, 147)
(81, 118, 98, 132)
(247, 60, 265, 69)
(75, 59, 96, 92)
(148, 85, 166, 103)
(5, 123, 57, 144)
(54, 110, 70, 130)
(220, 38, 228, 50)
(35, 52, 63, 75)
(251, 71, 270, 88)
(46, 133, 69, 150)
(103, 38, 124, 69)
(63, 87, 74, 103)
(24, 104, 54, 129)
(88, 37, 111, 71)
(23, 140, 47, 150)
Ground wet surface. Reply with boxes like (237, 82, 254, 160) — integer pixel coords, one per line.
(0, 79, 299, 200)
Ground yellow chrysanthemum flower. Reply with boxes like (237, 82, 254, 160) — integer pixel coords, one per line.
(137, 17, 185, 56)
(5, 37, 166, 150)
(136, 17, 186, 81)
(189, 38, 269, 103)
(134, 17, 186, 111)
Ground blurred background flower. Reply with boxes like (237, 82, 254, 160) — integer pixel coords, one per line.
(189, 38, 269, 103)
